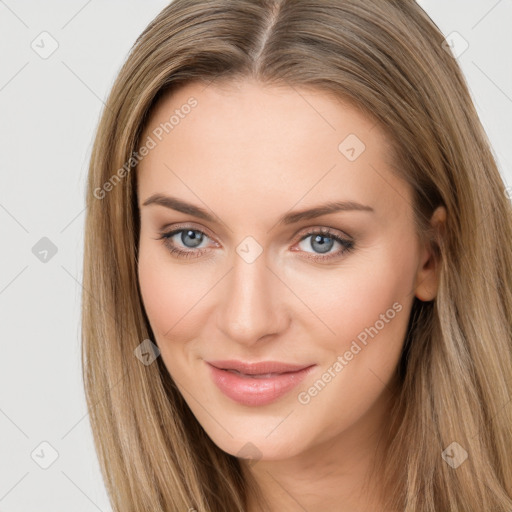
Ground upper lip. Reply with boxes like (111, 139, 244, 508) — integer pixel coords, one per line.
(206, 360, 315, 375)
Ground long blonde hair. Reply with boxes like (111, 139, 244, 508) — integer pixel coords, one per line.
(81, 1, 512, 510)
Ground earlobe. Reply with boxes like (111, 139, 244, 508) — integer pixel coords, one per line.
(414, 205, 446, 302)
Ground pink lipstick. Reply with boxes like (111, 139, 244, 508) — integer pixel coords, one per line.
(206, 360, 316, 406)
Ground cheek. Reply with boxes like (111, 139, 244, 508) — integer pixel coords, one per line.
(137, 251, 208, 384)
(289, 247, 415, 438)
(296, 239, 417, 359)
(138, 244, 204, 340)
(137, 239, 226, 370)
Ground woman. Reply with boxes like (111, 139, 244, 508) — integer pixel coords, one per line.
(81, 1, 512, 510)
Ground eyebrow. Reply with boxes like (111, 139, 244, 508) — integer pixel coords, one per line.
(141, 193, 374, 225)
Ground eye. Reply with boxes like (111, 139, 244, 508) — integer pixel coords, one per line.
(156, 227, 215, 259)
(154, 225, 355, 262)
(293, 227, 355, 262)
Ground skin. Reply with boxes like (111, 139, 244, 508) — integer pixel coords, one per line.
(136, 78, 446, 512)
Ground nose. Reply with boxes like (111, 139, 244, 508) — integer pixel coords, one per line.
(215, 249, 289, 347)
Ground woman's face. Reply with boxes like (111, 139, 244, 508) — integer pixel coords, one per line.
(137, 79, 440, 462)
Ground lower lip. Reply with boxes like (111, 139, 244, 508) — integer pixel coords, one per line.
(207, 363, 316, 406)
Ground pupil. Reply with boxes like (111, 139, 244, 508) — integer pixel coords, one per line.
(312, 234, 333, 254)
(182, 230, 203, 248)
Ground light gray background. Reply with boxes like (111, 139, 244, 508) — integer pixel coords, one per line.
(1, 1, 511, 510)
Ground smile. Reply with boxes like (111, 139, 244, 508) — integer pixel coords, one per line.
(206, 360, 317, 406)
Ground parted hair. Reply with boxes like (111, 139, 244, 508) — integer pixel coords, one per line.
(81, 1, 512, 510)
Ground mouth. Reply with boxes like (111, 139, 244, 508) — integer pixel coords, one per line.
(207, 359, 314, 375)
(206, 360, 316, 406)
(221, 369, 293, 379)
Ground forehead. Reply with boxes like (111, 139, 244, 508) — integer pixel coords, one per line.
(137, 79, 411, 225)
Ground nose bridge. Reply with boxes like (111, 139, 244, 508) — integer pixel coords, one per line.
(216, 247, 285, 345)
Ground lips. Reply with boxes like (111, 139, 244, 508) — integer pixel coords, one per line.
(207, 360, 312, 375)
(206, 359, 316, 406)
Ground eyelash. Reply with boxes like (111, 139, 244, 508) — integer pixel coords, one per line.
(155, 225, 355, 262)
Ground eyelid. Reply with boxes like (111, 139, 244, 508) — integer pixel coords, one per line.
(160, 222, 219, 245)
(159, 222, 352, 244)
(294, 224, 353, 242)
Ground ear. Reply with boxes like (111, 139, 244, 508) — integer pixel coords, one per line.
(414, 205, 446, 302)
